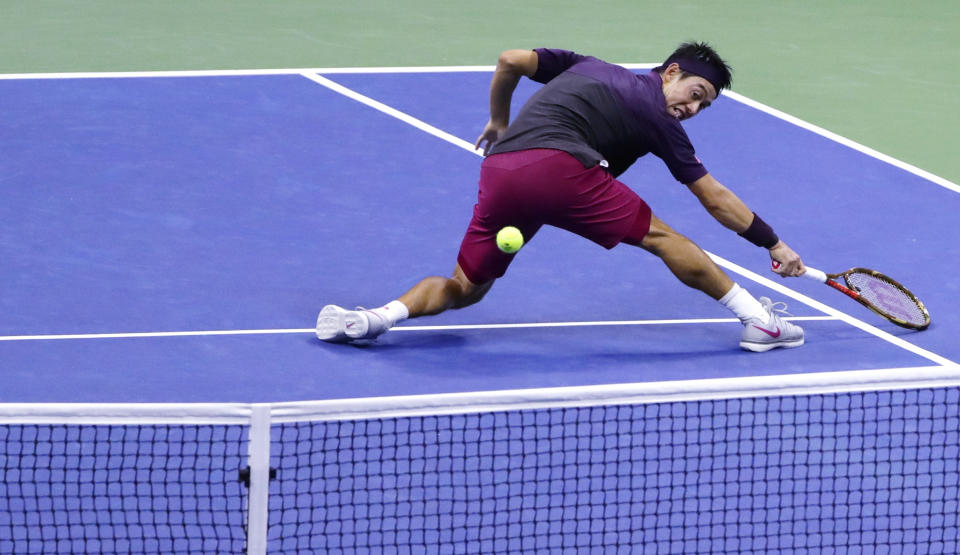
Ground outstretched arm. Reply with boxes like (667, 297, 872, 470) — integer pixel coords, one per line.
(475, 49, 539, 155)
(687, 173, 805, 277)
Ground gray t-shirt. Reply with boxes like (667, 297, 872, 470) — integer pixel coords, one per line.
(489, 48, 708, 183)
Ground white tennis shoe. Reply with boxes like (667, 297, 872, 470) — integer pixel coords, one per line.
(316, 305, 350, 342)
(316, 305, 391, 343)
(739, 297, 805, 352)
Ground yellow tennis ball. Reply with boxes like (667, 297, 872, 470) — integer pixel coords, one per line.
(496, 226, 524, 253)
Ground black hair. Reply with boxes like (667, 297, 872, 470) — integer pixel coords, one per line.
(655, 41, 733, 92)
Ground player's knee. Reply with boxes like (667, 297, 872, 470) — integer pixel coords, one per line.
(450, 275, 492, 309)
(641, 227, 687, 258)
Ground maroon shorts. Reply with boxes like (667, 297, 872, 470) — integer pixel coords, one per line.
(457, 149, 652, 284)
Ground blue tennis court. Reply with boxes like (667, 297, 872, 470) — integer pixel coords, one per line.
(2, 68, 959, 554)
(1, 68, 955, 403)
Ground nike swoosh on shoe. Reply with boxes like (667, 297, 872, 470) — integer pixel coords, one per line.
(752, 325, 781, 338)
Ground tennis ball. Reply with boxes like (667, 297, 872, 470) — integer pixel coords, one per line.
(496, 226, 524, 254)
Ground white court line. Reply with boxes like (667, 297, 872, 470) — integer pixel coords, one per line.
(302, 71, 958, 368)
(2, 63, 955, 194)
(0, 316, 835, 342)
(0, 64, 654, 80)
(301, 73, 476, 151)
(0, 66, 502, 80)
(0, 329, 311, 341)
(721, 90, 960, 194)
(392, 316, 834, 330)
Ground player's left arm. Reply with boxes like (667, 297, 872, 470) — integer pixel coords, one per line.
(687, 173, 805, 277)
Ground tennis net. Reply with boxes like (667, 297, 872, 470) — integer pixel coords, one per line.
(2, 367, 959, 553)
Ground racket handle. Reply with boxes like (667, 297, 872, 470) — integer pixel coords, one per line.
(802, 266, 828, 283)
(771, 260, 828, 283)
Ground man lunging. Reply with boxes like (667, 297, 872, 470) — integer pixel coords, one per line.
(317, 43, 805, 352)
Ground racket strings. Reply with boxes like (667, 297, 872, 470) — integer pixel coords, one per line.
(844, 272, 927, 326)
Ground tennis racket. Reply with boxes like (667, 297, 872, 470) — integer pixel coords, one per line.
(778, 262, 930, 330)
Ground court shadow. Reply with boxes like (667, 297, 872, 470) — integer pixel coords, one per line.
(307, 332, 468, 350)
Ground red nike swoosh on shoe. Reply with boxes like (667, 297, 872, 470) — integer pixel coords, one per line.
(752, 325, 781, 338)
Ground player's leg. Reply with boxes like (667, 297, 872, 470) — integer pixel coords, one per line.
(551, 162, 803, 352)
(316, 151, 543, 343)
(633, 214, 732, 299)
(316, 263, 493, 343)
(398, 263, 493, 317)
(632, 213, 803, 351)
(316, 199, 534, 342)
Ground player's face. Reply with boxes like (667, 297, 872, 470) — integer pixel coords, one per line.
(660, 64, 717, 121)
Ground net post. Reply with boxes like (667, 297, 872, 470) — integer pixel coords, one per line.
(245, 404, 272, 555)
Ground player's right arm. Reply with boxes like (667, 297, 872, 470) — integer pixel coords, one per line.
(475, 49, 539, 155)
(687, 172, 805, 277)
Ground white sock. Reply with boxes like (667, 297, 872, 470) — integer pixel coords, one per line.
(371, 300, 409, 326)
(719, 283, 769, 324)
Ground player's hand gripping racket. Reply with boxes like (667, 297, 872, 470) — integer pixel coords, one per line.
(774, 262, 931, 330)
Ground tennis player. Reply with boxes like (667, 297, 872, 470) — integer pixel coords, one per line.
(318, 43, 806, 352)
